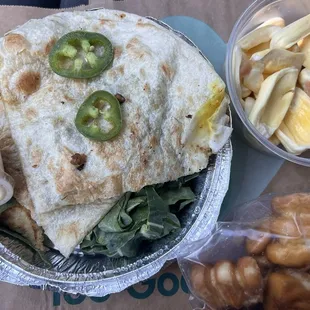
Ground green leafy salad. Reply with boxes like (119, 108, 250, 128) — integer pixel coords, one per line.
(0, 198, 51, 266)
(0, 173, 198, 261)
(80, 174, 198, 258)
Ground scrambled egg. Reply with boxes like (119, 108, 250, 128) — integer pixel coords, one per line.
(186, 83, 232, 153)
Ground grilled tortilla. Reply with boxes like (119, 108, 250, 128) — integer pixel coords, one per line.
(0, 101, 119, 256)
(0, 201, 44, 251)
(36, 198, 119, 257)
(0, 103, 44, 250)
(0, 9, 231, 257)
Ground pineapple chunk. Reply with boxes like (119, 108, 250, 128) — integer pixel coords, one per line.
(239, 25, 282, 51)
(249, 67, 298, 138)
(276, 87, 310, 155)
(299, 36, 310, 69)
(298, 68, 310, 97)
(244, 97, 255, 117)
(270, 14, 310, 49)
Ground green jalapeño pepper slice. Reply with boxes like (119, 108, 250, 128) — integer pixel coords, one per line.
(75, 91, 122, 141)
(49, 31, 113, 79)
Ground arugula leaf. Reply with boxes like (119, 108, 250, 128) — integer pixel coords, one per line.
(0, 198, 17, 215)
(118, 193, 133, 228)
(163, 213, 181, 236)
(0, 198, 51, 267)
(81, 245, 112, 256)
(179, 198, 196, 211)
(180, 173, 200, 184)
(163, 173, 199, 190)
(43, 234, 55, 248)
(104, 225, 140, 252)
(98, 193, 131, 232)
(126, 196, 146, 213)
(81, 173, 198, 258)
(80, 232, 96, 249)
(159, 187, 195, 206)
(0, 226, 51, 268)
(145, 186, 169, 237)
(116, 233, 145, 257)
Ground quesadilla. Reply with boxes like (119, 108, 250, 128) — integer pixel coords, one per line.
(0, 9, 231, 257)
(0, 101, 44, 251)
(0, 199, 44, 251)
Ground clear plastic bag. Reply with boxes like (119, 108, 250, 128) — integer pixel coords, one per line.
(178, 192, 310, 310)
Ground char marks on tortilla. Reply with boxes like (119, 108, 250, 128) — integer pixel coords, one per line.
(0, 9, 231, 256)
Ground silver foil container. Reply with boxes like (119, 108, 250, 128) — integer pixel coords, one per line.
(0, 17, 233, 296)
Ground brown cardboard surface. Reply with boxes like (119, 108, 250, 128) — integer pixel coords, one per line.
(1, 262, 191, 310)
(1, 0, 288, 309)
(264, 160, 310, 193)
(89, 0, 253, 41)
(0, 0, 253, 40)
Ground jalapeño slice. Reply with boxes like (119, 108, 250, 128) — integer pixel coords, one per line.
(49, 31, 113, 79)
(75, 91, 122, 141)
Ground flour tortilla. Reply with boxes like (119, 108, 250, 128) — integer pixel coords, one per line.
(0, 101, 119, 255)
(0, 103, 44, 250)
(36, 198, 119, 257)
(0, 9, 231, 257)
(0, 201, 44, 251)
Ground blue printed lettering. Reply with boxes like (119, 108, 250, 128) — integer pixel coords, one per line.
(53, 292, 61, 306)
(127, 278, 156, 299)
(63, 293, 86, 305)
(157, 272, 179, 297)
(89, 295, 110, 303)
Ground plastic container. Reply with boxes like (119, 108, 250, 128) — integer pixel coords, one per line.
(225, 0, 310, 166)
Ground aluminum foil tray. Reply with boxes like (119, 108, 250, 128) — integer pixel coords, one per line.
(0, 15, 233, 297)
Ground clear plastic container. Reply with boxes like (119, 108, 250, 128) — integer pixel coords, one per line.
(225, 0, 310, 166)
